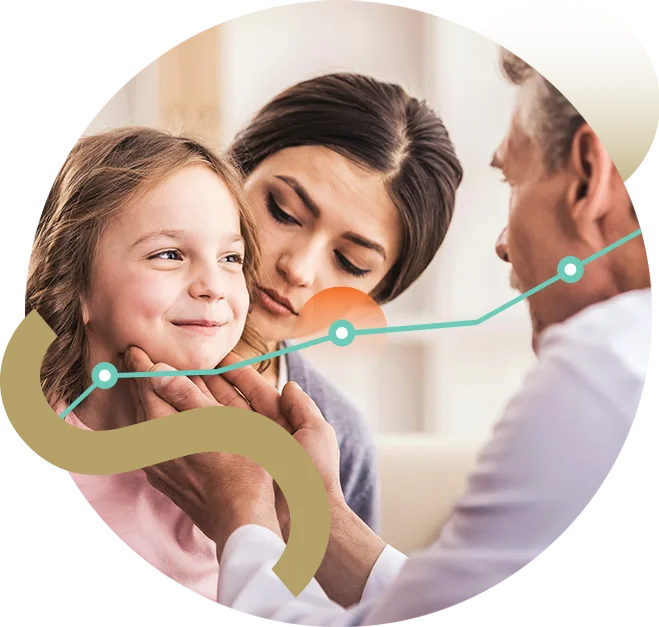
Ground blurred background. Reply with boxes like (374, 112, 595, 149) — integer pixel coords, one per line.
(87, 1, 535, 441)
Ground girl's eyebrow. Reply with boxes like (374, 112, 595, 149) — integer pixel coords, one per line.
(129, 229, 187, 250)
(130, 230, 245, 250)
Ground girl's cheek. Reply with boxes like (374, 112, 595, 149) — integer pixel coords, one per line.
(235, 277, 251, 322)
(124, 275, 177, 319)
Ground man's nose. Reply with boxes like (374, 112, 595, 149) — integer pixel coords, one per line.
(496, 227, 510, 263)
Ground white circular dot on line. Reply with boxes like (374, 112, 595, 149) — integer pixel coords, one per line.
(99, 369, 111, 382)
(336, 326, 349, 340)
(565, 263, 577, 276)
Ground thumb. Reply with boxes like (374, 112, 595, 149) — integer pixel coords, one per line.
(281, 381, 326, 432)
(149, 365, 218, 412)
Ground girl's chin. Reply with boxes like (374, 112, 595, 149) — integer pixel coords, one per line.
(170, 356, 226, 372)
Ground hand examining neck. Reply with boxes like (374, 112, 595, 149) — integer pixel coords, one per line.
(212, 495, 283, 562)
(123, 346, 387, 605)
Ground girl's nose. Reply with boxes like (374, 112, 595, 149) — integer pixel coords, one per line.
(189, 262, 227, 300)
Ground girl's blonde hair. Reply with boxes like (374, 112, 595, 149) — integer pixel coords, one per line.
(27, 126, 266, 407)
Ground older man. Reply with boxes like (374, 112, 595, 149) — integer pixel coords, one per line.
(128, 48, 650, 625)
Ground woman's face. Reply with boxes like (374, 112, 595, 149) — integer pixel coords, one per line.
(244, 146, 402, 343)
(83, 165, 250, 371)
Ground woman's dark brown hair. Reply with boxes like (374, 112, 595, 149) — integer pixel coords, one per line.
(229, 72, 463, 303)
(27, 127, 265, 407)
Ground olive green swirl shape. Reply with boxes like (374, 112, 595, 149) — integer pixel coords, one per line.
(0, 310, 330, 596)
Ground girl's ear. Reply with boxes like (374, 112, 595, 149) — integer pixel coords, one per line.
(80, 296, 90, 326)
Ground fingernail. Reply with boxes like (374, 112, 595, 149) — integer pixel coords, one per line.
(150, 363, 176, 388)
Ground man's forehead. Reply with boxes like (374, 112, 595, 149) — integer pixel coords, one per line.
(493, 111, 532, 168)
(492, 123, 514, 168)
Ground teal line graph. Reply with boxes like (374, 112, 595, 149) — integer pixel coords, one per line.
(59, 228, 643, 419)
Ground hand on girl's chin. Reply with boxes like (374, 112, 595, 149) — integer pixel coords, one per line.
(121, 344, 228, 374)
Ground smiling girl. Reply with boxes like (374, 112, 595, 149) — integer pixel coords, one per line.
(26, 127, 265, 598)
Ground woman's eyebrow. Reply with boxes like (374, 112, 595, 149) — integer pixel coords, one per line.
(275, 175, 321, 218)
(129, 229, 187, 250)
(275, 174, 386, 259)
(342, 232, 387, 260)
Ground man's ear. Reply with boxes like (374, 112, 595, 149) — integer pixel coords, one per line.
(567, 124, 627, 241)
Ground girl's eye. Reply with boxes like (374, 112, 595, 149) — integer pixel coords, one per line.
(150, 250, 182, 261)
(334, 251, 370, 278)
(267, 192, 301, 226)
(221, 253, 244, 264)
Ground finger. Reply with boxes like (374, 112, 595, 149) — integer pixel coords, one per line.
(137, 372, 180, 421)
(202, 374, 251, 410)
(218, 352, 282, 420)
(123, 346, 158, 398)
(281, 381, 327, 432)
(124, 345, 155, 377)
(149, 364, 218, 412)
(189, 375, 216, 401)
(127, 377, 140, 408)
(127, 378, 146, 424)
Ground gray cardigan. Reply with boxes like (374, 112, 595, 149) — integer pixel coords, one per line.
(285, 349, 380, 532)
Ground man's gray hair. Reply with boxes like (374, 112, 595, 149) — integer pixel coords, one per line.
(500, 48, 585, 172)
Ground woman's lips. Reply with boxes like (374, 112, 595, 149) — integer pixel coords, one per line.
(257, 287, 298, 317)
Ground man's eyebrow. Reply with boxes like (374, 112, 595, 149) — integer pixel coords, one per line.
(342, 232, 387, 260)
(275, 175, 321, 219)
(129, 229, 187, 250)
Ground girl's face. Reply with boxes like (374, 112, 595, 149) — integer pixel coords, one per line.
(244, 146, 402, 343)
(83, 164, 250, 371)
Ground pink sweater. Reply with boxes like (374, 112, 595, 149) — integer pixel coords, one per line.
(64, 410, 219, 601)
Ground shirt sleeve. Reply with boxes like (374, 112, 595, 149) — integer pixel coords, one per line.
(217, 525, 376, 627)
(359, 545, 408, 602)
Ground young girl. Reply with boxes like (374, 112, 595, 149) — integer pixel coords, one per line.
(26, 127, 265, 600)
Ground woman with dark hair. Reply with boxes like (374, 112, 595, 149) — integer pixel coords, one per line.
(116, 72, 462, 604)
(227, 73, 463, 532)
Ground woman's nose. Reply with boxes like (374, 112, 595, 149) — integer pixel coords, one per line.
(495, 226, 510, 263)
(276, 246, 317, 288)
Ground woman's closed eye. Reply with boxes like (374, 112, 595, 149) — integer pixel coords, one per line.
(335, 250, 370, 278)
(267, 192, 301, 226)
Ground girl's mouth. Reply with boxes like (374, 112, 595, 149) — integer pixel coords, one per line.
(172, 319, 228, 335)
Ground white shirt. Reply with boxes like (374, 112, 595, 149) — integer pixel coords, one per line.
(217, 288, 651, 625)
